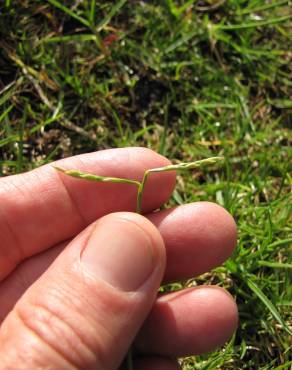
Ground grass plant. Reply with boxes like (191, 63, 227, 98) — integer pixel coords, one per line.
(0, 1, 291, 369)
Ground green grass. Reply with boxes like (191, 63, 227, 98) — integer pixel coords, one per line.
(0, 0, 291, 368)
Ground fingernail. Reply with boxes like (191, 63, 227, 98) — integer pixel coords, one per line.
(81, 215, 156, 291)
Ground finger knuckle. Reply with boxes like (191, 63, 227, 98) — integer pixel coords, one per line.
(14, 288, 103, 369)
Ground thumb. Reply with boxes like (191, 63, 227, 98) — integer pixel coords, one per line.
(0, 212, 165, 370)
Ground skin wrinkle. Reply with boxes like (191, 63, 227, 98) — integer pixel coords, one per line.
(59, 268, 152, 370)
(63, 266, 135, 335)
(6, 309, 78, 369)
(14, 265, 121, 369)
(17, 301, 95, 367)
(48, 232, 110, 334)
(35, 256, 144, 368)
(0, 325, 64, 370)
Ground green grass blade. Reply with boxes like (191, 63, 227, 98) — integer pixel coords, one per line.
(148, 157, 224, 173)
(246, 278, 292, 335)
(258, 261, 292, 269)
(89, 0, 96, 26)
(164, 29, 198, 54)
(0, 134, 19, 148)
(43, 34, 96, 43)
(266, 238, 292, 249)
(54, 166, 140, 187)
(0, 105, 13, 123)
(96, 0, 127, 32)
(0, 81, 16, 106)
(47, 0, 90, 28)
(218, 14, 292, 30)
(240, 0, 288, 15)
(273, 360, 292, 370)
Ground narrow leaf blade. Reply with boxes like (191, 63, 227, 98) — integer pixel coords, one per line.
(246, 277, 292, 335)
(53, 166, 140, 186)
(148, 156, 224, 173)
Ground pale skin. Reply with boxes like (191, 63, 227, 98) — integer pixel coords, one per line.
(0, 147, 238, 369)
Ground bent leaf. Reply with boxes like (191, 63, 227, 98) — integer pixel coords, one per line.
(54, 166, 140, 187)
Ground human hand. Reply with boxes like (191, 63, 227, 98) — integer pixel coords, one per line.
(0, 148, 238, 369)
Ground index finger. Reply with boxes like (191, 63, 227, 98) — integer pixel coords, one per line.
(0, 147, 175, 280)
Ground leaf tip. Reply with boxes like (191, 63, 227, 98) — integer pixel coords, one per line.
(52, 165, 66, 173)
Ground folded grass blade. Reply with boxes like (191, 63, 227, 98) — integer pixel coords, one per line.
(54, 156, 224, 215)
(54, 166, 140, 187)
(136, 156, 224, 213)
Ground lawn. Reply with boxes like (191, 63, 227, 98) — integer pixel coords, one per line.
(0, 1, 291, 369)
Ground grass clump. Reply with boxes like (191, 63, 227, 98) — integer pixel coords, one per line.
(1, 1, 291, 369)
